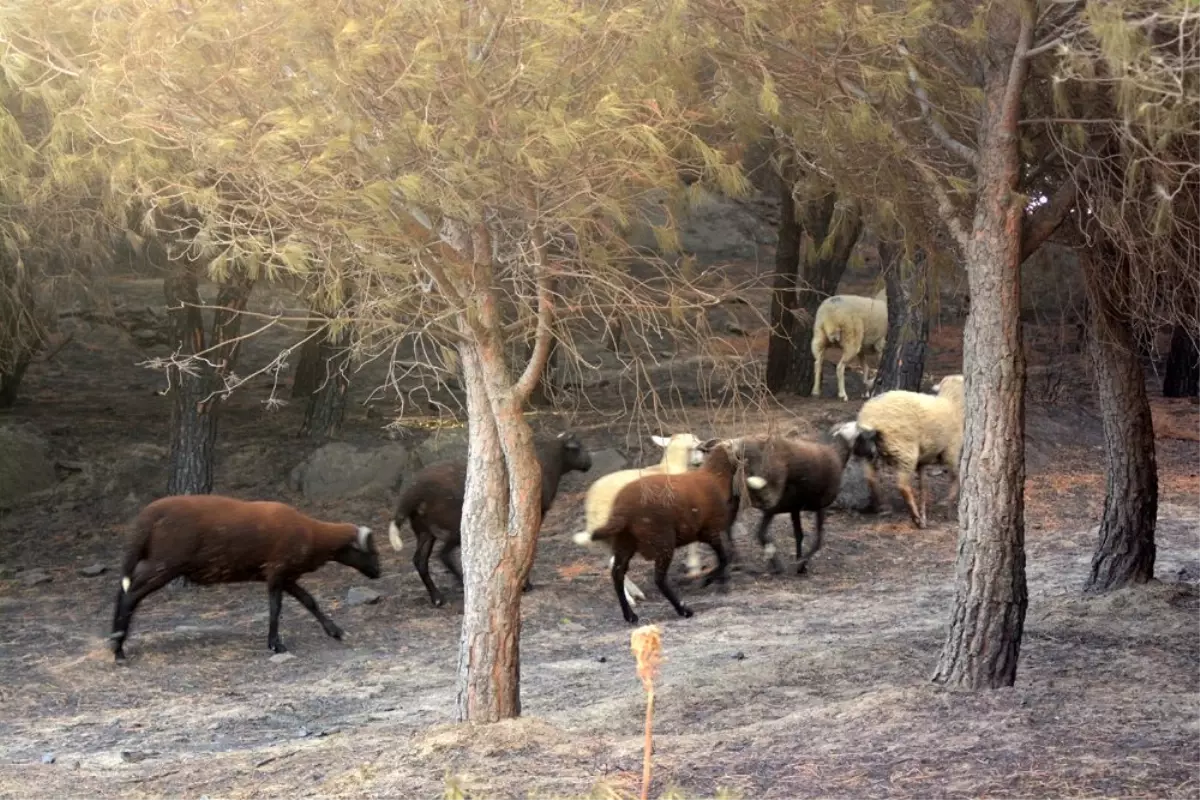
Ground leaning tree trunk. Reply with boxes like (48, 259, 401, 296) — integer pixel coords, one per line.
(765, 168, 801, 391)
(932, 13, 1032, 689)
(164, 267, 254, 495)
(872, 240, 930, 395)
(1162, 323, 1199, 398)
(1080, 246, 1157, 592)
(767, 188, 862, 395)
(300, 323, 351, 439)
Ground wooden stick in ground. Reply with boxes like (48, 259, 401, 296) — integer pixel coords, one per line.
(630, 624, 663, 800)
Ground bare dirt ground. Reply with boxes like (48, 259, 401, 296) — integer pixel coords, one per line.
(0, 259, 1197, 799)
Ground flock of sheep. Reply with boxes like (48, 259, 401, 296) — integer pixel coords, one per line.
(106, 287, 967, 660)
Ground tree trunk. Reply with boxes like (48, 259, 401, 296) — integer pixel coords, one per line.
(872, 241, 930, 395)
(1080, 247, 1158, 592)
(290, 317, 324, 399)
(0, 258, 41, 409)
(164, 268, 254, 496)
(933, 9, 1032, 689)
(526, 337, 559, 408)
(770, 188, 862, 395)
(765, 170, 801, 391)
(450, 224, 552, 724)
(1162, 323, 1199, 398)
(300, 323, 351, 439)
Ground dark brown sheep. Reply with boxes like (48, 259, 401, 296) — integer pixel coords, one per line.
(109, 494, 380, 661)
(573, 439, 740, 624)
(733, 425, 856, 575)
(387, 432, 593, 607)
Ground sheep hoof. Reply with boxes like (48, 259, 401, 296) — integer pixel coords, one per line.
(269, 640, 288, 654)
(112, 648, 127, 663)
(767, 557, 784, 575)
(796, 561, 809, 575)
(624, 611, 640, 625)
(522, 579, 534, 594)
(431, 596, 445, 608)
(325, 624, 344, 640)
(678, 606, 694, 619)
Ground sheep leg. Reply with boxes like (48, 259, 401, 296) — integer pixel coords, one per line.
(610, 555, 647, 607)
(797, 509, 826, 574)
(896, 471, 925, 529)
(109, 567, 178, 662)
(267, 583, 288, 653)
(610, 548, 640, 625)
(754, 512, 783, 574)
(438, 541, 464, 586)
(701, 534, 732, 590)
(412, 531, 445, 607)
(862, 460, 882, 514)
(285, 581, 343, 640)
(810, 338, 826, 397)
(654, 554, 693, 619)
(790, 510, 807, 574)
(917, 468, 928, 528)
(683, 543, 705, 580)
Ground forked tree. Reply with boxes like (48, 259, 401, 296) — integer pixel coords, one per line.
(67, 0, 749, 722)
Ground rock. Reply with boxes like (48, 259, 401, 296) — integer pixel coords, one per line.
(96, 443, 169, 517)
(412, 429, 470, 468)
(558, 620, 586, 633)
(79, 564, 107, 577)
(0, 425, 58, 509)
(41, 753, 56, 765)
(270, 652, 297, 664)
(119, 750, 159, 763)
(346, 586, 382, 606)
(289, 442, 411, 502)
(624, 187, 776, 263)
(22, 570, 52, 587)
(732, 651, 746, 660)
(587, 448, 628, 478)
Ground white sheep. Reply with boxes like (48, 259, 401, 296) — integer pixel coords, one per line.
(842, 374, 965, 528)
(575, 433, 706, 606)
(811, 287, 888, 401)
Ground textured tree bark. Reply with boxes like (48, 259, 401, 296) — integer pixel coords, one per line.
(872, 241, 929, 395)
(1080, 247, 1158, 592)
(300, 323, 351, 439)
(1162, 323, 1199, 398)
(932, 6, 1032, 689)
(449, 223, 555, 723)
(765, 169, 801, 391)
(164, 267, 254, 496)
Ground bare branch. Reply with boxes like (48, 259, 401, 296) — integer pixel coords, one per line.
(899, 42, 980, 167)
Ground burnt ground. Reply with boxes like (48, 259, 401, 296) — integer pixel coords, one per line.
(0, 261, 1198, 799)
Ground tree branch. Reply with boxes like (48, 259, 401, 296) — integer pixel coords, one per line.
(899, 43, 980, 166)
(513, 225, 557, 404)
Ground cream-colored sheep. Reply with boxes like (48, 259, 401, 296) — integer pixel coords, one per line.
(846, 374, 964, 528)
(576, 433, 706, 606)
(811, 287, 888, 401)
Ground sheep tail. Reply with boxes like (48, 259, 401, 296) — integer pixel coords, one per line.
(120, 514, 154, 593)
(388, 481, 414, 552)
(576, 517, 621, 547)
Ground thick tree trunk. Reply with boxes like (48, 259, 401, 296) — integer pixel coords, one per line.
(933, 11, 1032, 689)
(765, 171, 801, 391)
(1162, 323, 1199, 398)
(0, 354, 32, 409)
(1080, 247, 1158, 592)
(290, 317, 324, 399)
(300, 324, 351, 439)
(163, 268, 253, 495)
(872, 241, 930, 395)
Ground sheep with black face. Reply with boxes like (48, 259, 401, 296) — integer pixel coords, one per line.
(388, 432, 592, 606)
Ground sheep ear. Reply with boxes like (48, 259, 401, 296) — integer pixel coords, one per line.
(650, 435, 670, 448)
(356, 525, 372, 551)
(698, 438, 722, 452)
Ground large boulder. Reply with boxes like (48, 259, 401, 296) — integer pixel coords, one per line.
(412, 428, 469, 467)
(0, 424, 58, 509)
(289, 442, 412, 502)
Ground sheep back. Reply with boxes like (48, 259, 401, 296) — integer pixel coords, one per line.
(856, 388, 963, 472)
(740, 435, 848, 512)
(131, 495, 360, 584)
